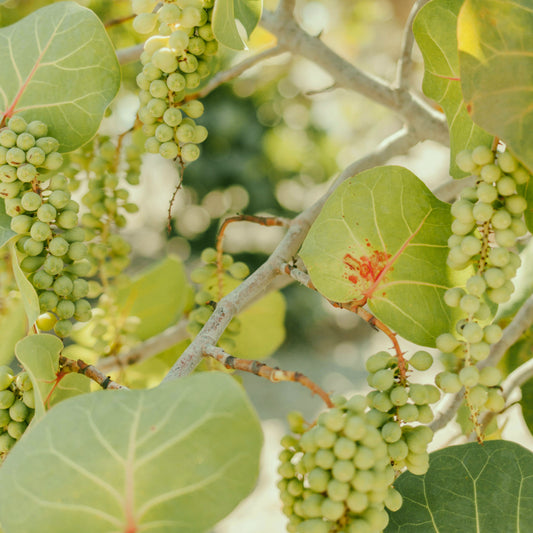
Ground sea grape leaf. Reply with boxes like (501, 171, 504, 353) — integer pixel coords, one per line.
(203, 274, 286, 359)
(299, 166, 458, 348)
(212, 0, 262, 50)
(0, 372, 263, 533)
(458, 0, 533, 173)
(0, 1, 120, 152)
(116, 255, 191, 341)
(0, 296, 25, 366)
(14, 334, 63, 421)
(414, 0, 492, 179)
(0, 199, 15, 248)
(386, 440, 533, 532)
(9, 240, 39, 329)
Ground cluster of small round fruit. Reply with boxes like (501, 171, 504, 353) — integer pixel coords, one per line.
(364, 350, 437, 476)
(0, 367, 34, 458)
(278, 396, 402, 533)
(434, 146, 529, 422)
(131, 0, 216, 162)
(187, 247, 250, 352)
(76, 137, 139, 282)
(0, 115, 92, 337)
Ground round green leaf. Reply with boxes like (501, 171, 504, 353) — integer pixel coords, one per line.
(0, 1, 120, 152)
(413, 0, 492, 178)
(300, 166, 458, 347)
(386, 440, 533, 532)
(458, 0, 533, 173)
(212, 0, 262, 50)
(0, 372, 263, 533)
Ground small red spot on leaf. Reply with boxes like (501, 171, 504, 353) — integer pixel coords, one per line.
(343, 248, 392, 297)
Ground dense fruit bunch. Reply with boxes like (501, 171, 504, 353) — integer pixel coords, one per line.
(76, 137, 139, 282)
(187, 247, 250, 352)
(132, 0, 216, 162)
(0, 115, 91, 337)
(278, 396, 401, 533)
(365, 351, 437, 476)
(0, 367, 34, 458)
(435, 146, 530, 429)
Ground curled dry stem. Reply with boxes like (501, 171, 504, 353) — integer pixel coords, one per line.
(204, 345, 334, 408)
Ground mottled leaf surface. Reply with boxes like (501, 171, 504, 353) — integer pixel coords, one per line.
(0, 373, 263, 533)
(300, 166, 456, 347)
(414, 0, 492, 178)
(0, 1, 120, 152)
(458, 0, 533, 173)
(387, 440, 533, 532)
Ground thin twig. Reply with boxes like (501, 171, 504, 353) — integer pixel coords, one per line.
(395, 0, 433, 90)
(204, 345, 333, 407)
(96, 320, 189, 373)
(59, 355, 126, 390)
(184, 45, 287, 102)
(216, 215, 291, 299)
(105, 14, 135, 28)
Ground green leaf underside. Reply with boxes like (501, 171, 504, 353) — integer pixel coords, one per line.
(458, 0, 533, 173)
(212, 0, 262, 50)
(14, 334, 63, 421)
(300, 166, 457, 347)
(0, 1, 120, 152)
(0, 373, 263, 533)
(116, 255, 191, 341)
(0, 199, 15, 248)
(9, 240, 39, 329)
(386, 440, 533, 532)
(413, 0, 492, 179)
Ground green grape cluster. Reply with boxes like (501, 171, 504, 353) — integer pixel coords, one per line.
(187, 247, 250, 352)
(278, 396, 401, 533)
(0, 367, 35, 458)
(78, 137, 139, 281)
(434, 146, 529, 421)
(0, 115, 92, 337)
(132, 0, 216, 162)
(0, 248, 17, 316)
(364, 351, 437, 476)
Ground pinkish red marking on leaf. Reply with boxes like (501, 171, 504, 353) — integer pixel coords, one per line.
(343, 249, 392, 297)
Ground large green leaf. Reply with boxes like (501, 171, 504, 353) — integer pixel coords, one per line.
(212, 0, 262, 50)
(0, 372, 263, 533)
(0, 1, 120, 152)
(299, 166, 458, 347)
(9, 241, 39, 329)
(458, 0, 533, 173)
(0, 199, 15, 248)
(386, 440, 533, 532)
(523, 180, 533, 233)
(413, 0, 492, 179)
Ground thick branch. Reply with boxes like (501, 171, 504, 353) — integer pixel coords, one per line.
(260, 9, 448, 145)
